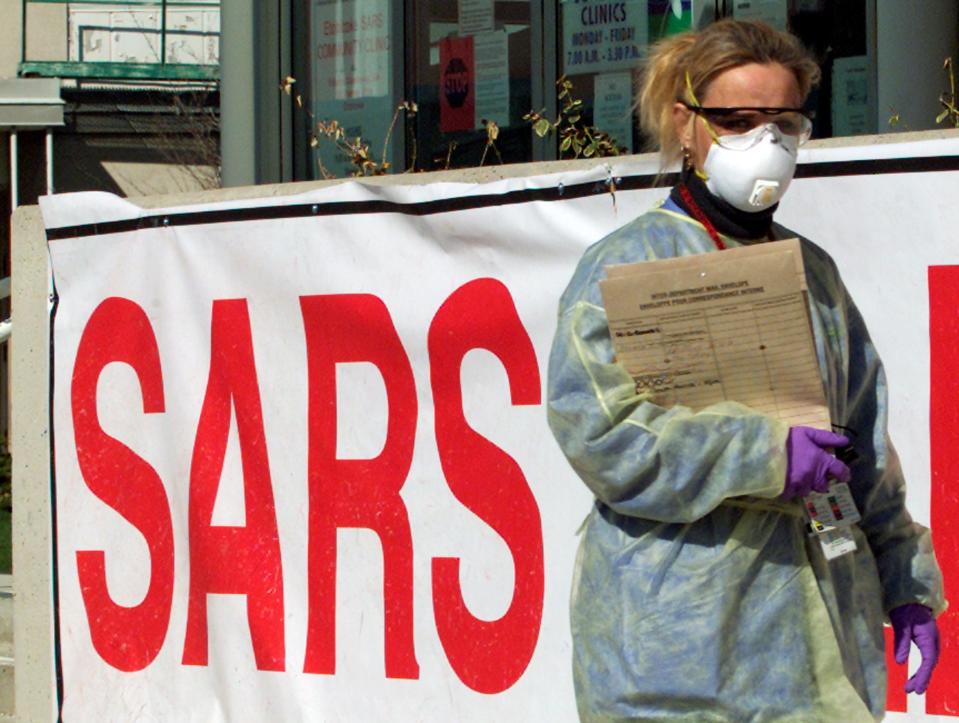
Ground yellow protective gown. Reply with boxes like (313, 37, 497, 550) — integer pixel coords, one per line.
(547, 203, 946, 722)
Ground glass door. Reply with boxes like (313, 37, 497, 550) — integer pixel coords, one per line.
(406, 0, 536, 171)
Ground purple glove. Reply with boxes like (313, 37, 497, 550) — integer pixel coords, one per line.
(890, 603, 940, 694)
(782, 427, 851, 500)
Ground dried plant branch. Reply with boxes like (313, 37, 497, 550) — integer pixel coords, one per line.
(937, 57, 959, 128)
(479, 120, 503, 167)
(283, 76, 418, 177)
(443, 141, 458, 171)
(125, 88, 221, 192)
(524, 76, 627, 160)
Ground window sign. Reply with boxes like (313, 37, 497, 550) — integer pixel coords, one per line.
(561, 0, 649, 75)
(312, 0, 393, 177)
(428, 23, 458, 66)
(313, 0, 391, 100)
(438, 30, 509, 133)
(731, 0, 788, 31)
(474, 30, 510, 129)
(831, 55, 873, 137)
(459, 0, 494, 36)
(439, 35, 475, 132)
(594, 71, 634, 153)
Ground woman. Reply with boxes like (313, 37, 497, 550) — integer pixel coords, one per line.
(547, 19, 945, 722)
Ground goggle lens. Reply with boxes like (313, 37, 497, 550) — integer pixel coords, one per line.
(706, 110, 811, 142)
(687, 105, 813, 148)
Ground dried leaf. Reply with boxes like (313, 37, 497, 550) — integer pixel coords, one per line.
(280, 75, 296, 94)
(533, 118, 551, 137)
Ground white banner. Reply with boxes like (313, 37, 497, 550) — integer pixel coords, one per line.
(41, 137, 959, 721)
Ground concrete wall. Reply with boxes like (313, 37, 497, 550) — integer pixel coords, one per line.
(23, 3, 67, 63)
(0, 0, 22, 79)
(11, 203, 55, 723)
(877, 0, 959, 132)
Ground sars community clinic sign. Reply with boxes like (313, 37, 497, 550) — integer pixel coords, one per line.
(39, 136, 959, 721)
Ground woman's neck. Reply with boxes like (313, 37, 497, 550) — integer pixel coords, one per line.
(668, 166, 776, 241)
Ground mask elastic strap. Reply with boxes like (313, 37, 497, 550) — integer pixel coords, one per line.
(685, 72, 720, 144)
(684, 71, 712, 181)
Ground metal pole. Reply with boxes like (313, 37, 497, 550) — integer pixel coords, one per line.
(160, 0, 168, 64)
(45, 129, 53, 195)
(530, 0, 546, 162)
(20, 0, 26, 65)
(220, 0, 258, 186)
(9, 132, 18, 211)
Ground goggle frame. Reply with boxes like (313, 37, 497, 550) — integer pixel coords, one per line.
(680, 101, 814, 147)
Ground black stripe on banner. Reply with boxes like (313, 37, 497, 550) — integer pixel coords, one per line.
(44, 177, 632, 240)
(794, 154, 959, 178)
(44, 154, 959, 241)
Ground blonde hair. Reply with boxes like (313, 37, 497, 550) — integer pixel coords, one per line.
(637, 19, 821, 167)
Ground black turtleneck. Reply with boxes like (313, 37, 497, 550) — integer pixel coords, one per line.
(668, 166, 776, 241)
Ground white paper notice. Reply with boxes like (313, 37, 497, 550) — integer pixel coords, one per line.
(313, 0, 391, 99)
(312, 0, 392, 177)
(594, 72, 634, 153)
(459, 0, 494, 36)
(832, 55, 873, 137)
(732, 0, 788, 30)
(474, 30, 510, 129)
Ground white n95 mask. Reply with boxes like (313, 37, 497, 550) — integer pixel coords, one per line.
(703, 123, 799, 212)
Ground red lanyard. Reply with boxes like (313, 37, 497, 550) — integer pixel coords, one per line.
(677, 184, 726, 251)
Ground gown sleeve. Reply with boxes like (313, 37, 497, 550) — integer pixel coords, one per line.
(840, 287, 947, 616)
(546, 239, 790, 524)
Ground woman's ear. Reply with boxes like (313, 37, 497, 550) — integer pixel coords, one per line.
(672, 102, 694, 150)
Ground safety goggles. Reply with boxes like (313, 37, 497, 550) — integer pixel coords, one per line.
(680, 102, 813, 149)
